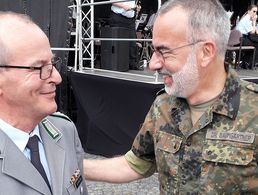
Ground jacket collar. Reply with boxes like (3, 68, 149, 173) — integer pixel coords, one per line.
(211, 68, 241, 119)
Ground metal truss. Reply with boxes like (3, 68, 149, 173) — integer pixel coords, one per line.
(72, 0, 161, 71)
(74, 0, 134, 71)
(72, 0, 95, 71)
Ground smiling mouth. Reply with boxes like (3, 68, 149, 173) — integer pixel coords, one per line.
(156, 70, 172, 82)
(157, 69, 170, 77)
(42, 91, 56, 95)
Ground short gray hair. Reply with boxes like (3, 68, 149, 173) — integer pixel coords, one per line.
(158, 0, 231, 58)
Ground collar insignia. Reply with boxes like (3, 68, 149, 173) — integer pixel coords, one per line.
(41, 119, 62, 140)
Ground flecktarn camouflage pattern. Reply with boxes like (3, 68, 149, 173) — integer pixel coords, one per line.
(127, 68, 258, 194)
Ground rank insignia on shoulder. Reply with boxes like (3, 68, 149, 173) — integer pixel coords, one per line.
(41, 119, 62, 140)
(70, 169, 83, 189)
(50, 112, 72, 122)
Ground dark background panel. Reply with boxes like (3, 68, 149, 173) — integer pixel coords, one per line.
(70, 71, 163, 156)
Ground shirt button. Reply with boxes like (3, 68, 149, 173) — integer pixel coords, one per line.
(182, 180, 186, 185)
(186, 141, 191, 146)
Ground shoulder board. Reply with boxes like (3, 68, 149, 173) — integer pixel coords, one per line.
(246, 83, 258, 93)
(50, 112, 72, 122)
(156, 88, 166, 96)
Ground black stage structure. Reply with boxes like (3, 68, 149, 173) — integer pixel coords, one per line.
(1, 0, 258, 157)
(69, 69, 163, 156)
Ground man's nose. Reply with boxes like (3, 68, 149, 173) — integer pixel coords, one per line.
(51, 66, 62, 84)
(149, 53, 164, 71)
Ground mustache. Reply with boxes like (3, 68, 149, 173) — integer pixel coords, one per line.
(157, 69, 170, 76)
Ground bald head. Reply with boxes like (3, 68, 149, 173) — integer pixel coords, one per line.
(0, 11, 49, 64)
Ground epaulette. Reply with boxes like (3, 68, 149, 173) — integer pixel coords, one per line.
(246, 83, 258, 93)
(156, 88, 166, 96)
(50, 112, 72, 122)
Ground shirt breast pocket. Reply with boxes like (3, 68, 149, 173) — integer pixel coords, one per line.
(200, 140, 256, 193)
(202, 140, 254, 165)
(155, 131, 183, 173)
(156, 131, 183, 154)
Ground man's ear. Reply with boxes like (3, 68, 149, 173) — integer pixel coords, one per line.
(198, 41, 216, 68)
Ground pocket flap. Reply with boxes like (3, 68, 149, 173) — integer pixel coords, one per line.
(202, 140, 254, 165)
(156, 131, 183, 154)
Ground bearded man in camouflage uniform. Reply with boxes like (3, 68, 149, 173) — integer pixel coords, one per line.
(84, 0, 258, 194)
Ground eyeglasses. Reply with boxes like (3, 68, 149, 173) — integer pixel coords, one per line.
(152, 40, 204, 63)
(0, 57, 61, 80)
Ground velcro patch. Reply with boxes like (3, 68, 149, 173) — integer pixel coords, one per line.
(206, 130, 255, 144)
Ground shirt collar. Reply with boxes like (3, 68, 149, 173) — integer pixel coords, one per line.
(212, 67, 241, 119)
(0, 119, 42, 152)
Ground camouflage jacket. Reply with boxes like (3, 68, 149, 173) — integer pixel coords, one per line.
(127, 68, 258, 194)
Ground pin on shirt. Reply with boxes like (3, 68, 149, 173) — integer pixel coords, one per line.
(70, 169, 83, 189)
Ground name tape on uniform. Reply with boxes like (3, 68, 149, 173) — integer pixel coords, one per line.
(206, 130, 255, 144)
